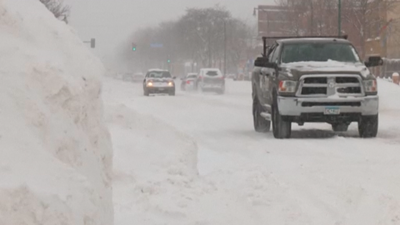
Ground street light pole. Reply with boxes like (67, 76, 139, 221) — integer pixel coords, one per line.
(338, 0, 342, 36)
(224, 20, 227, 77)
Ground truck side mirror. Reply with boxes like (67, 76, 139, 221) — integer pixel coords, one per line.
(254, 57, 277, 69)
(254, 57, 269, 67)
(365, 55, 384, 67)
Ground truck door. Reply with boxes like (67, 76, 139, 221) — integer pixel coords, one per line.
(260, 45, 277, 107)
(267, 44, 281, 107)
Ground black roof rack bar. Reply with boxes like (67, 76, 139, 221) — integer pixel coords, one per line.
(262, 35, 348, 40)
(262, 37, 267, 57)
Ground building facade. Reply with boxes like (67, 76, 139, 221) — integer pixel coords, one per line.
(256, 3, 364, 56)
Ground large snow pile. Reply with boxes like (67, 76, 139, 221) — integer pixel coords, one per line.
(106, 101, 271, 225)
(0, 0, 113, 224)
(107, 104, 200, 224)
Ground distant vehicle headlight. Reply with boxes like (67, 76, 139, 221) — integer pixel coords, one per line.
(147, 82, 153, 87)
(168, 81, 174, 86)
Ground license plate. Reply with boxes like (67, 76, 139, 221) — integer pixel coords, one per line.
(324, 107, 340, 115)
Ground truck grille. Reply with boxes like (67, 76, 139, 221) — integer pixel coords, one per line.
(297, 75, 364, 97)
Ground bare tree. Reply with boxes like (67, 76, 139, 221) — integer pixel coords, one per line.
(276, 0, 399, 57)
(342, 0, 398, 57)
(177, 6, 231, 67)
(226, 19, 252, 72)
(276, 0, 338, 36)
(120, 6, 253, 73)
(39, 0, 70, 23)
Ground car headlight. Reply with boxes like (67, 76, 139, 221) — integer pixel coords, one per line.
(147, 82, 153, 87)
(168, 81, 174, 86)
(363, 79, 377, 94)
(279, 80, 297, 93)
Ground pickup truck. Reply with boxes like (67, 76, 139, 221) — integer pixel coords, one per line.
(252, 36, 383, 139)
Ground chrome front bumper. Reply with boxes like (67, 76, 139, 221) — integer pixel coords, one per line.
(278, 95, 379, 116)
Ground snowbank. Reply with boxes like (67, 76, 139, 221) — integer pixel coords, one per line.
(107, 104, 199, 224)
(107, 101, 274, 225)
(378, 79, 400, 111)
(0, 0, 113, 224)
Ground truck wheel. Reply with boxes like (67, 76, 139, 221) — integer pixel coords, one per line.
(272, 98, 291, 139)
(253, 98, 270, 133)
(332, 123, 349, 132)
(358, 114, 378, 138)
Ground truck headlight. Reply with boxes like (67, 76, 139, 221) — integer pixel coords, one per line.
(363, 79, 377, 94)
(279, 80, 297, 93)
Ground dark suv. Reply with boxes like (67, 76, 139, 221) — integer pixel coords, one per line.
(252, 36, 383, 139)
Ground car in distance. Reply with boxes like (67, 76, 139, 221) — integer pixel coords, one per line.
(181, 73, 198, 91)
(197, 68, 225, 94)
(143, 69, 176, 96)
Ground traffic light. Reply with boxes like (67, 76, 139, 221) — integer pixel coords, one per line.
(132, 43, 137, 51)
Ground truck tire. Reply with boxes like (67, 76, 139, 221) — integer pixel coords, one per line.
(332, 123, 349, 132)
(272, 97, 291, 139)
(253, 98, 270, 133)
(358, 114, 378, 138)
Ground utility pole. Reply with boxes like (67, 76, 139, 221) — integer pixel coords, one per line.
(208, 28, 212, 67)
(223, 20, 227, 77)
(338, 0, 342, 36)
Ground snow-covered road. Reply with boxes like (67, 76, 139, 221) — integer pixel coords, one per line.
(104, 78, 400, 225)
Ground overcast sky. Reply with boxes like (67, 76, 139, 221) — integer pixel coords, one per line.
(64, 0, 275, 58)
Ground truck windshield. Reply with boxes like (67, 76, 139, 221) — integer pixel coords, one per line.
(281, 43, 361, 63)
